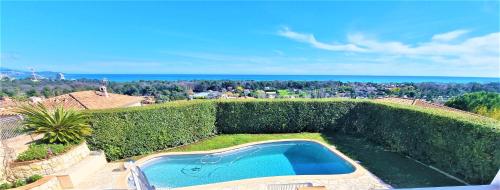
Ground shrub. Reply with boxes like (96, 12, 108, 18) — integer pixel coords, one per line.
(445, 92, 500, 120)
(0, 183, 12, 190)
(216, 99, 359, 133)
(12, 179, 26, 188)
(16, 103, 92, 144)
(337, 101, 500, 184)
(87, 101, 216, 160)
(0, 174, 43, 189)
(17, 143, 73, 162)
(25, 174, 43, 183)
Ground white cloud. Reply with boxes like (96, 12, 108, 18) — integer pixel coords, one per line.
(431, 30, 469, 41)
(278, 27, 500, 73)
(277, 27, 366, 52)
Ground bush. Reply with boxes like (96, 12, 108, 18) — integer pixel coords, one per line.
(445, 92, 500, 120)
(16, 103, 92, 144)
(17, 143, 73, 161)
(0, 183, 12, 190)
(25, 174, 43, 183)
(337, 101, 500, 184)
(0, 174, 43, 189)
(87, 101, 216, 160)
(12, 180, 26, 188)
(216, 99, 358, 133)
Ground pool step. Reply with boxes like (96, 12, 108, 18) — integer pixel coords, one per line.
(55, 150, 108, 189)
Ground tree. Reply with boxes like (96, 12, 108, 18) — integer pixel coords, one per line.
(445, 92, 500, 120)
(42, 87, 54, 98)
(16, 103, 92, 144)
(26, 89, 40, 97)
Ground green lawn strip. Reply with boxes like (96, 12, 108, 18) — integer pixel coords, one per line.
(321, 132, 464, 188)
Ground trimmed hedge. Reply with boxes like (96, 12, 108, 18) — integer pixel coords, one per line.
(216, 99, 359, 133)
(337, 101, 500, 184)
(87, 101, 216, 160)
(87, 99, 499, 184)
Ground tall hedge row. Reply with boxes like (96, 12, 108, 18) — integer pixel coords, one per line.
(86, 101, 216, 160)
(337, 102, 500, 184)
(216, 99, 358, 133)
(86, 99, 499, 184)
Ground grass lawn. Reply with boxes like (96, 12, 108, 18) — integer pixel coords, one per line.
(128, 132, 464, 188)
(169, 133, 327, 152)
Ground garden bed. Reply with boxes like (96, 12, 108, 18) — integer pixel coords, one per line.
(9, 142, 90, 179)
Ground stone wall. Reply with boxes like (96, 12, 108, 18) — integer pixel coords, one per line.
(9, 142, 90, 179)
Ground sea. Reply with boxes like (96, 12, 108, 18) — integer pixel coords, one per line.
(62, 74, 500, 83)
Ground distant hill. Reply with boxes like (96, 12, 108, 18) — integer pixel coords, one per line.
(0, 67, 61, 79)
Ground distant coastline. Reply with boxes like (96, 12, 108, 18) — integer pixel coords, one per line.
(2, 68, 499, 83)
(63, 74, 500, 83)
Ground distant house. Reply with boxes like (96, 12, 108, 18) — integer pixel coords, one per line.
(265, 91, 277, 99)
(56, 73, 65, 80)
(192, 92, 210, 99)
(192, 91, 222, 99)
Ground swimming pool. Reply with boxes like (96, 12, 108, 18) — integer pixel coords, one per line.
(139, 140, 356, 188)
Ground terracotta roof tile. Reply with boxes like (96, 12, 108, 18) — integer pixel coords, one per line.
(67, 91, 143, 110)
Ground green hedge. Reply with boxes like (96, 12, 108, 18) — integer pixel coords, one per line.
(216, 99, 358, 133)
(87, 99, 499, 184)
(87, 101, 216, 160)
(337, 101, 500, 184)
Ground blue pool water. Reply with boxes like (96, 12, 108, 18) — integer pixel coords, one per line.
(141, 141, 356, 188)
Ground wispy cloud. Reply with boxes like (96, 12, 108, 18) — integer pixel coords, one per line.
(277, 27, 366, 52)
(278, 27, 500, 71)
(431, 29, 469, 41)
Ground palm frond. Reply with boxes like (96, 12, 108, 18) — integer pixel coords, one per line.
(15, 103, 92, 144)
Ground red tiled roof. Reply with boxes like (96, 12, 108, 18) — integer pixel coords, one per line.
(1, 91, 144, 114)
(45, 91, 143, 110)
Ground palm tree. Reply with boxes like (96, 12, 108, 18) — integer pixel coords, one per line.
(16, 103, 92, 144)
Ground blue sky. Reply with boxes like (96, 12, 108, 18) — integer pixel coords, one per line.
(1, 1, 499, 77)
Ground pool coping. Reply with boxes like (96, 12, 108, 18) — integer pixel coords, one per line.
(127, 139, 373, 190)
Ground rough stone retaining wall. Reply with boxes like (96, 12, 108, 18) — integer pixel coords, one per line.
(9, 142, 90, 179)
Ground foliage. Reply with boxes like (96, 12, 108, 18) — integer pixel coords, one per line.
(87, 101, 217, 160)
(17, 143, 73, 161)
(338, 101, 499, 184)
(0, 183, 11, 190)
(445, 92, 500, 120)
(25, 175, 43, 183)
(2, 78, 499, 102)
(216, 99, 359, 133)
(16, 103, 92, 144)
(12, 180, 25, 188)
(0, 174, 43, 189)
